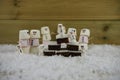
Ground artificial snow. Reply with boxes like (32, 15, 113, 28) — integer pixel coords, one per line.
(0, 44, 120, 80)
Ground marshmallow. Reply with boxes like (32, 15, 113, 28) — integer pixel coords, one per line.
(79, 43, 88, 52)
(56, 34, 68, 39)
(19, 30, 30, 39)
(79, 35, 88, 43)
(67, 28, 77, 43)
(67, 28, 77, 36)
(78, 28, 90, 52)
(19, 30, 30, 53)
(68, 33, 77, 43)
(57, 24, 66, 34)
(30, 30, 40, 54)
(42, 34, 51, 41)
(41, 26, 51, 41)
(41, 26, 50, 35)
(80, 28, 90, 37)
(30, 30, 40, 38)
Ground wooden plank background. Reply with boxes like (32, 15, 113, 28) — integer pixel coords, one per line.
(0, 20, 120, 44)
(0, 0, 119, 20)
(0, 0, 120, 44)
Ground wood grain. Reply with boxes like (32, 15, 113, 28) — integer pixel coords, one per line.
(0, 0, 119, 44)
(0, 20, 119, 44)
(0, 0, 119, 20)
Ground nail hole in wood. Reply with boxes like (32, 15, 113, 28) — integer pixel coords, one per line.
(103, 25, 109, 32)
(102, 36, 107, 40)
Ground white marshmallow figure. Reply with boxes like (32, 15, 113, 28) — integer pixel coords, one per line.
(79, 28, 90, 52)
(30, 30, 40, 54)
(56, 24, 68, 39)
(56, 33, 68, 39)
(57, 24, 66, 34)
(39, 44, 44, 56)
(79, 36, 88, 43)
(80, 29, 90, 37)
(41, 26, 51, 49)
(79, 43, 88, 52)
(41, 26, 51, 41)
(67, 28, 77, 36)
(67, 28, 77, 43)
(18, 30, 30, 53)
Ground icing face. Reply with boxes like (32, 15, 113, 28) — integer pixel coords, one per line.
(82, 30, 86, 33)
(33, 31, 36, 35)
(19, 30, 30, 39)
(57, 24, 66, 34)
(68, 28, 76, 36)
(80, 29, 90, 37)
(30, 30, 40, 38)
(41, 26, 50, 34)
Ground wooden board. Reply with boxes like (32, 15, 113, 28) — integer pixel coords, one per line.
(0, 20, 120, 44)
(0, 0, 120, 20)
(0, 0, 120, 44)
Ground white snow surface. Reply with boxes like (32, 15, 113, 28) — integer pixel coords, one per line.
(0, 44, 120, 80)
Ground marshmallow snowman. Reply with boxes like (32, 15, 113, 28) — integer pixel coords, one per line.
(67, 28, 77, 43)
(18, 30, 30, 53)
(79, 28, 90, 52)
(41, 26, 51, 41)
(56, 24, 68, 39)
(41, 26, 51, 49)
(30, 30, 40, 54)
(67, 28, 77, 36)
(57, 24, 66, 34)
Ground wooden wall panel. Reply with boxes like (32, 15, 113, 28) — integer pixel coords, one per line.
(0, 0, 16, 19)
(0, 20, 119, 44)
(0, 0, 120, 44)
(0, 0, 120, 20)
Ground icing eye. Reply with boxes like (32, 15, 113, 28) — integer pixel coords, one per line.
(33, 31, 36, 35)
(33, 31, 36, 33)
(81, 46, 84, 49)
(45, 28, 47, 31)
(83, 30, 86, 33)
(27, 32, 29, 34)
(59, 25, 62, 27)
